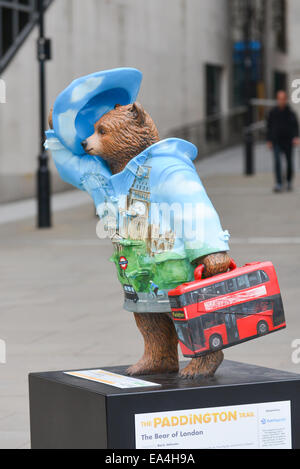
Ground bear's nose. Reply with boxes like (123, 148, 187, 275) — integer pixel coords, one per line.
(81, 140, 88, 150)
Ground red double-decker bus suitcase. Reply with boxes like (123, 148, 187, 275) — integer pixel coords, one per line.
(168, 259, 286, 358)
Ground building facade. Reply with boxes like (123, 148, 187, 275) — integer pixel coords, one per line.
(0, 0, 231, 202)
(0, 0, 299, 203)
(231, 0, 300, 105)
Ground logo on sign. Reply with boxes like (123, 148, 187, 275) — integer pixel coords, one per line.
(119, 256, 128, 271)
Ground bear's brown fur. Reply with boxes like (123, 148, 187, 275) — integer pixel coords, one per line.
(127, 252, 230, 379)
(48, 103, 230, 379)
(127, 313, 179, 376)
(83, 103, 159, 174)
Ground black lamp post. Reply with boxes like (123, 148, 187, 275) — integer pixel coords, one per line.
(244, 0, 255, 176)
(37, 0, 52, 228)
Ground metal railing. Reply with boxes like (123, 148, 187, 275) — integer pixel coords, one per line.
(0, 0, 52, 74)
(167, 107, 247, 160)
(245, 98, 277, 138)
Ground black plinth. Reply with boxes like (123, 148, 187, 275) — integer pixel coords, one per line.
(29, 360, 300, 449)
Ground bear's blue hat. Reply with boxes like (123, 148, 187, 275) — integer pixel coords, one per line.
(52, 68, 143, 155)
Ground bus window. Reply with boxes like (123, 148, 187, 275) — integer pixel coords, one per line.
(192, 290, 203, 303)
(242, 301, 253, 315)
(194, 290, 204, 302)
(201, 285, 216, 299)
(231, 304, 241, 318)
(201, 313, 224, 329)
(180, 293, 189, 307)
(226, 278, 237, 293)
(260, 270, 270, 283)
(232, 303, 251, 318)
(201, 313, 217, 330)
(229, 304, 236, 315)
(236, 274, 250, 290)
(184, 291, 204, 306)
(215, 282, 226, 295)
(260, 299, 272, 311)
(216, 312, 225, 325)
(169, 295, 181, 309)
(189, 317, 205, 347)
(273, 296, 285, 326)
(243, 300, 261, 315)
(248, 271, 261, 286)
(174, 322, 193, 349)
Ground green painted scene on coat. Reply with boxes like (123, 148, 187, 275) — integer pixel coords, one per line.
(110, 239, 204, 293)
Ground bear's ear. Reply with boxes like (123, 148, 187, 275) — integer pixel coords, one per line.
(114, 104, 121, 109)
(130, 102, 146, 126)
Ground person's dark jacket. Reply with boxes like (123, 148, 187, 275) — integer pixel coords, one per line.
(267, 105, 299, 144)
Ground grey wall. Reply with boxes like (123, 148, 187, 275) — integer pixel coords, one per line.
(0, 0, 230, 203)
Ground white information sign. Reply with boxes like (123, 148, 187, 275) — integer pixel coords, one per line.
(135, 400, 292, 449)
(65, 369, 161, 389)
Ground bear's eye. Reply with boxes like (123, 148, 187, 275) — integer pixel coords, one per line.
(98, 127, 106, 135)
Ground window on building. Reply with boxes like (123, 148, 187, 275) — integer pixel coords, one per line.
(273, 0, 287, 53)
(0, 1, 34, 59)
(206, 64, 222, 117)
(233, 41, 262, 107)
(274, 71, 287, 96)
(0, 0, 51, 73)
(205, 64, 223, 142)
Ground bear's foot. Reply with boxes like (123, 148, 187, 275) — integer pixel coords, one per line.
(126, 356, 179, 376)
(179, 351, 224, 379)
(128, 312, 179, 376)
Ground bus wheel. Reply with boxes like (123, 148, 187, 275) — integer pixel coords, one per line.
(209, 334, 223, 351)
(257, 321, 269, 335)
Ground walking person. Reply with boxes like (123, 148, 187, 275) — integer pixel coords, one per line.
(267, 90, 300, 192)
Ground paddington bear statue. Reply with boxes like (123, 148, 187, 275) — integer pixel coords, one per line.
(45, 68, 231, 379)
